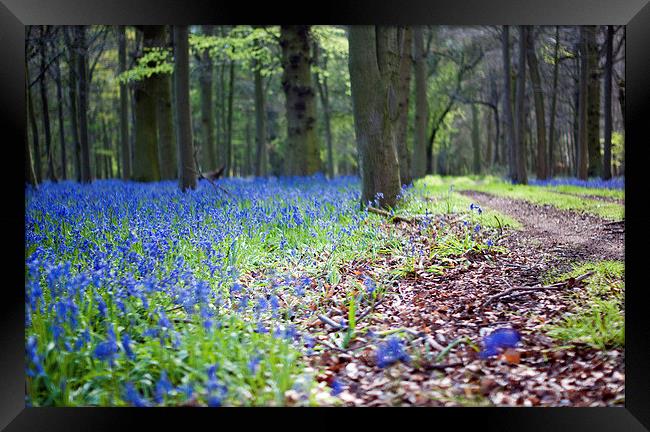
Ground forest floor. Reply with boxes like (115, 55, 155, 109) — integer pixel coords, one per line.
(305, 180, 625, 407)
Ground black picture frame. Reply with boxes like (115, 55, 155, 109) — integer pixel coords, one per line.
(2, 0, 649, 430)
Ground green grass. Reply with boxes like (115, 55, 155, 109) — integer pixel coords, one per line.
(546, 185, 624, 200)
(544, 260, 625, 350)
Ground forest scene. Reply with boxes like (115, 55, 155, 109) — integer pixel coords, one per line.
(25, 25, 625, 407)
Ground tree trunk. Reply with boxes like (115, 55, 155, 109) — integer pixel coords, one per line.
(154, 28, 176, 180)
(514, 26, 528, 184)
(525, 26, 547, 180)
(226, 58, 235, 176)
(280, 26, 321, 176)
(199, 25, 216, 170)
(603, 25, 613, 180)
(586, 25, 601, 177)
(63, 28, 81, 182)
(253, 59, 267, 177)
(76, 26, 92, 183)
(132, 26, 162, 182)
(348, 25, 402, 209)
(412, 26, 428, 180)
(118, 25, 131, 180)
(54, 50, 67, 180)
(25, 63, 38, 185)
(577, 26, 590, 180)
(173, 25, 197, 191)
(502, 26, 517, 182)
(548, 26, 560, 178)
(39, 27, 56, 182)
(471, 103, 481, 173)
(313, 41, 335, 179)
(27, 61, 42, 183)
(395, 27, 413, 186)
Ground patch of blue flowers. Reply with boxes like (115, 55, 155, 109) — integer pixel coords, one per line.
(529, 177, 624, 190)
(25, 175, 380, 406)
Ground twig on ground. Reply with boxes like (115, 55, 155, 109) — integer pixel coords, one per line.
(367, 207, 423, 224)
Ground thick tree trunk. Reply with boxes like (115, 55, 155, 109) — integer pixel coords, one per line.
(548, 26, 560, 178)
(76, 26, 92, 183)
(132, 26, 162, 182)
(471, 103, 481, 174)
(603, 25, 613, 180)
(253, 59, 267, 177)
(349, 26, 402, 209)
(525, 26, 547, 180)
(412, 27, 429, 179)
(54, 52, 67, 180)
(27, 61, 42, 183)
(577, 26, 590, 180)
(313, 41, 335, 179)
(154, 28, 176, 180)
(25, 64, 38, 185)
(118, 26, 131, 180)
(395, 27, 413, 186)
(586, 25, 602, 177)
(39, 28, 56, 182)
(514, 26, 528, 184)
(226, 58, 235, 176)
(280, 26, 321, 176)
(173, 26, 197, 191)
(199, 25, 216, 170)
(502, 26, 517, 182)
(63, 28, 82, 182)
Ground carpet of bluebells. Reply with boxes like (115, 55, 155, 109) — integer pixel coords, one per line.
(25, 175, 395, 406)
(528, 177, 624, 190)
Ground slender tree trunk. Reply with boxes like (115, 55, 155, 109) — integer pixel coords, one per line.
(76, 26, 92, 183)
(54, 51, 67, 180)
(154, 32, 176, 180)
(348, 25, 402, 209)
(226, 58, 235, 176)
(548, 26, 560, 178)
(412, 26, 428, 179)
(502, 26, 517, 182)
(173, 25, 196, 191)
(253, 59, 267, 177)
(471, 103, 481, 174)
(63, 28, 81, 182)
(132, 26, 162, 182)
(586, 25, 601, 177)
(514, 26, 528, 184)
(395, 27, 412, 186)
(485, 106, 493, 168)
(280, 25, 321, 176)
(577, 26, 590, 180)
(603, 25, 613, 180)
(118, 26, 131, 180)
(27, 61, 42, 183)
(39, 27, 56, 182)
(199, 25, 216, 170)
(525, 26, 547, 180)
(26, 64, 38, 185)
(245, 111, 252, 176)
(218, 58, 226, 168)
(313, 41, 335, 179)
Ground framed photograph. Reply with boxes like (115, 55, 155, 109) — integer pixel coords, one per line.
(2, 0, 649, 430)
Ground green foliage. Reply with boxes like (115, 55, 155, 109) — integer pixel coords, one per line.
(117, 47, 173, 83)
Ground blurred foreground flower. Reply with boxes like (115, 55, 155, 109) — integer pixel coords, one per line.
(479, 328, 521, 359)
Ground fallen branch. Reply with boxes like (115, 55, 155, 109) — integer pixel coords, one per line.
(481, 271, 595, 309)
(367, 207, 423, 224)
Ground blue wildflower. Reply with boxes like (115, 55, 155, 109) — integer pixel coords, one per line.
(479, 328, 521, 359)
(154, 371, 173, 404)
(363, 276, 376, 295)
(330, 378, 344, 396)
(376, 337, 411, 368)
(124, 383, 150, 407)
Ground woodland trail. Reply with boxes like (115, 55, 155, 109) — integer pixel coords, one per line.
(309, 191, 625, 406)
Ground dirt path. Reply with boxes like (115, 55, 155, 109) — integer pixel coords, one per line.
(550, 189, 624, 205)
(459, 190, 624, 269)
(307, 191, 625, 407)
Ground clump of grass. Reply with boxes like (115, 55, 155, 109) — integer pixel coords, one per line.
(544, 260, 624, 350)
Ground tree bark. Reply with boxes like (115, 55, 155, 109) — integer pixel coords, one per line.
(132, 26, 162, 182)
(313, 41, 335, 179)
(395, 27, 413, 186)
(27, 60, 42, 183)
(173, 26, 197, 191)
(585, 25, 602, 177)
(603, 25, 613, 180)
(548, 26, 560, 178)
(412, 27, 428, 180)
(54, 46, 67, 180)
(514, 26, 528, 184)
(577, 26, 590, 180)
(199, 25, 216, 170)
(226, 58, 236, 176)
(153, 27, 176, 180)
(25, 63, 38, 185)
(253, 58, 267, 177)
(348, 25, 402, 209)
(63, 28, 82, 182)
(471, 103, 481, 174)
(39, 27, 56, 182)
(502, 26, 517, 182)
(76, 25, 92, 183)
(280, 25, 321, 176)
(525, 26, 547, 180)
(118, 25, 131, 180)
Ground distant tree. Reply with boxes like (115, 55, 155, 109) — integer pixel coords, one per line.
(525, 26, 547, 180)
(63, 27, 82, 182)
(471, 103, 480, 174)
(76, 25, 92, 183)
(502, 26, 517, 182)
(153, 27, 176, 180)
(253, 53, 268, 177)
(514, 26, 528, 184)
(173, 25, 197, 191)
(411, 26, 428, 180)
(25, 63, 38, 185)
(53, 34, 67, 180)
(395, 27, 412, 186)
(199, 25, 216, 170)
(38, 26, 56, 182)
(118, 25, 131, 180)
(548, 26, 561, 178)
(585, 25, 602, 177)
(348, 26, 402, 209)
(312, 40, 335, 179)
(577, 26, 589, 180)
(602, 25, 614, 180)
(280, 26, 321, 176)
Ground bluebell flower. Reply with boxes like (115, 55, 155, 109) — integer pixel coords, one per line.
(363, 276, 376, 295)
(474, 224, 481, 233)
(330, 378, 344, 396)
(486, 239, 494, 247)
(124, 383, 150, 407)
(248, 356, 261, 374)
(376, 337, 411, 368)
(154, 371, 173, 404)
(479, 328, 521, 359)
(121, 333, 135, 360)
